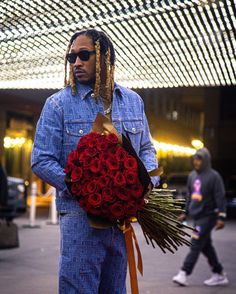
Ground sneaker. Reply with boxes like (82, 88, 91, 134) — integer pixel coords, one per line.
(204, 273, 229, 286)
(173, 270, 188, 286)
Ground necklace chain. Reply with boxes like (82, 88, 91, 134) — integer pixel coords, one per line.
(104, 104, 112, 115)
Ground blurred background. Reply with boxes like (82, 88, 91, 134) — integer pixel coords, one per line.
(0, 0, 235, 213)
(0, 1, 235, 293)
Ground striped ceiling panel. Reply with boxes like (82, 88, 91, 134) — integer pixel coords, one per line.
(0, 0, 235, 89)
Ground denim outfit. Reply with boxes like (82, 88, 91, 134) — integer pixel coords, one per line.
(31, 82, 159, 293)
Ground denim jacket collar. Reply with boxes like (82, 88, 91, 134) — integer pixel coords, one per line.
(75, 81, 122, 100)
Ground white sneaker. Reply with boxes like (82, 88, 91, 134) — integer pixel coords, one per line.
(173, 270, 188, 286)
(204, 273, 229, 286)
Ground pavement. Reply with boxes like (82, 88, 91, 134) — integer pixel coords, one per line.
(0, 213, 236, 294)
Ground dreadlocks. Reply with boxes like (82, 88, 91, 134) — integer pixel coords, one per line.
(64, 29, 115, 103)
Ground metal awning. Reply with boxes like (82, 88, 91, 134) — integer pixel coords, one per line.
(0, 0, 235, 89)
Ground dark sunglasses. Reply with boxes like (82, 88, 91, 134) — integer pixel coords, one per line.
(66, 50, 96, 63)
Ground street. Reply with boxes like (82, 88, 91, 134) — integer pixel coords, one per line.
(0, 215, 235, 294)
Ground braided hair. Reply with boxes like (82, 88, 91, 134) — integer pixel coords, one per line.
(64, 29, 115, 103)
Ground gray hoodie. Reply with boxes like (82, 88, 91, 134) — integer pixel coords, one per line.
(185, 148, 226, 220)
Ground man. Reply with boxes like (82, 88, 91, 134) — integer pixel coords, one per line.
(31, 29, 159, 294)
(173, 147, 228, 287)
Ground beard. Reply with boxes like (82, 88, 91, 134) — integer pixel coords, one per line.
(78, 78, 96, 85)
(73, 63, 96, 85)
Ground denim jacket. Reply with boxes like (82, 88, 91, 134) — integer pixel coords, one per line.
(31, 83, 159, 212)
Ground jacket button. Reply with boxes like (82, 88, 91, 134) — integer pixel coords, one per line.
(79, 129, 83, 134)
(91, 93, 95, 97)
(132, 127, 136, 133)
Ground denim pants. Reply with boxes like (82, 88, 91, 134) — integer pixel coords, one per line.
(182, 216, 223, 275)
(59, 212, 127, 294)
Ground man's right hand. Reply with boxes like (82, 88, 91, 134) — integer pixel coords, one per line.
(177, 213, 187, 222)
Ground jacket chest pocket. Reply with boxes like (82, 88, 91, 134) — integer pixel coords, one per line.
(63, 120, 92, 146)
(122, 120, 144, 155)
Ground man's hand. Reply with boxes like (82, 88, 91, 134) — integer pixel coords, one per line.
(144, 183, 153, 200)
(215, 219, 225, 230)
(177, 213, 187, 222)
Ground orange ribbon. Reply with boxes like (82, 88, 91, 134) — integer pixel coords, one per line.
(120, 221, 143, 294)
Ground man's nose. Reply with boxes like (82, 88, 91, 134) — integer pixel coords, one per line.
(74, 56, 83, 67)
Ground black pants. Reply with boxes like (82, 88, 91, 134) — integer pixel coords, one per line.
(182, 216, 223, 275)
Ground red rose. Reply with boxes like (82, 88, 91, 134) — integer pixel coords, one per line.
(86, 180, 98, 194)
(114, 171, 126, 187)
(107, 146, 118, 158)
(98, 176, 110, 188)
(84, 147, 97, 157)
(124, 170, 139, 185)
(89, 158, 101, 173)
(67, 150, 79, 165)
(97, 137, 109, 152)
(71, 167, 83, 182)
(106, 156, 120, 171)
(100, 167, 109, 176)
(79, 198, 90, 212)
(83, 157, 92, 168)
(109, 170, 117, 179)
(110, 202, 125, 219)
(88, 193, 102, 207)
(81, 180, 89, 195)
(78, 151, 89, 163)
(130, 183, 144, 198)
(64, 162, 74, 174)
(107, 133, 119, 145)
(125, 200, 138, 216)
(77, 136, 91, 148)
(82, 169, 93, 179)
(124, 155, 138, 170)
(114, 187, 130, 201)
(99, 153, 110, 163)
(88, 132, 101, 140)
(115, 147, 128, 162)
(88, 139, 97, 148)
(102, 187, 115, 203)
(71, 182, 81, 196)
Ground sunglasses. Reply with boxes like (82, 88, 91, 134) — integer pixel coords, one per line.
(66, 50, 96, 63)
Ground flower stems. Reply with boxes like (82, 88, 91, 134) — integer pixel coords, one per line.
(137, 189, 193, 253)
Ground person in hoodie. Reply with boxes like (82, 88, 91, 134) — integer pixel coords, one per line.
(172, 147, 228, 287)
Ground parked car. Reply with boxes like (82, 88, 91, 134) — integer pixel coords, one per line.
(0, 177, 28, 221)
(225, 176, 236, 217)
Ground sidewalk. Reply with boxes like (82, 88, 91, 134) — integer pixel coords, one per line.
(0, 215, 236, 294)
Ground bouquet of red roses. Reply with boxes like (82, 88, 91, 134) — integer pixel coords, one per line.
(64, 131, 146, 222)
(64, 113, 192, 246)
(64, 113, 193, 293)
